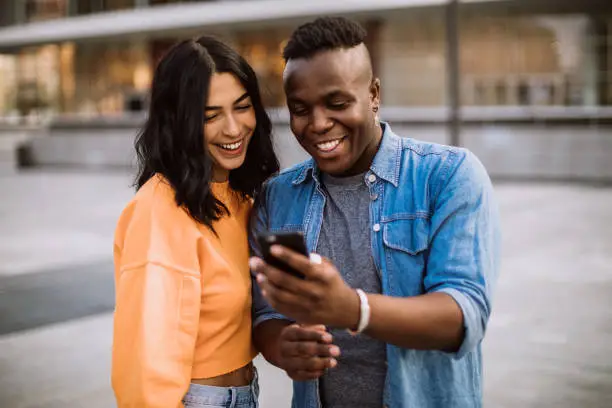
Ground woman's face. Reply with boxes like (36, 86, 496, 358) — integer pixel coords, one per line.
(203, 72, 256, 182)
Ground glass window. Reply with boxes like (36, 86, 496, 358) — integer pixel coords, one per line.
(150, 0, 214, 5)
(604, 17, 612, 105)
(0, 2, 18, 27)
(5, 45, 62, 119)
(69, 40, 151, 115)
(72, 0, 135, 15)
(233, 29, 290, 108)
(0, 55, 18, 116)
(24, 0, 68, 22)
(151, 29, 290, 108)
(379, 11, 447, 106)
(459, 14, 595, 107)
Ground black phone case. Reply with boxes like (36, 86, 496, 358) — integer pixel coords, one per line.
(256, 232, 308, 279)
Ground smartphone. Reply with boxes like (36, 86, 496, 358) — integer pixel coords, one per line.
(256, 231, 309, 279)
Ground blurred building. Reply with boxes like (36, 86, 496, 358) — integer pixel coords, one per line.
(0, 0, 611, 182)
(0, 0, 610, 117)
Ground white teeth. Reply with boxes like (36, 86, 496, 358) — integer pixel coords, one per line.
(219, 141, 242, 151)
(316, 139, 342, 152)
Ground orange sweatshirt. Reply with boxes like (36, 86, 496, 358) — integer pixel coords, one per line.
(111, 174, 257, 408)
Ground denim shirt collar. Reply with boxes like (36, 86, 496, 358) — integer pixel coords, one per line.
(291, 122, 401, 187)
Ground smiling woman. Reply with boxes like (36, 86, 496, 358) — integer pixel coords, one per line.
(134, 35, 278, 228)
(112, 35, 279, 408)
(204, 73, 257, 182)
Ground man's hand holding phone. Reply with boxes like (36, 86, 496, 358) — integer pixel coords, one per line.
(250, 237, 360, 330)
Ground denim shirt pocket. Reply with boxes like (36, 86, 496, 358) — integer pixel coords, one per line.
(381, 215, 430, 296)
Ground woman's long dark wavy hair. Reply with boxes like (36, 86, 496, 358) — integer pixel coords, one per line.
(134, 35, 279, 231)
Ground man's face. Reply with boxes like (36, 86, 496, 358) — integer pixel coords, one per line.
(283, 45, 381, 176)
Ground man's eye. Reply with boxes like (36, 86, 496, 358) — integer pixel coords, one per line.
(329, 101, 348, 109)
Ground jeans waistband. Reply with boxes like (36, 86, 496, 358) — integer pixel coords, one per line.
(183, 367, 259, 407)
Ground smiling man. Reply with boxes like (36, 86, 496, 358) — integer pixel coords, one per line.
(250, 17, 501, 408)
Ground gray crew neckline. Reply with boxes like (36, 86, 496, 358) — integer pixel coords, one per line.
(321, 172, 367, 188)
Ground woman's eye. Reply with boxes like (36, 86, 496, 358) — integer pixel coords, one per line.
(290, 106, 308, 116)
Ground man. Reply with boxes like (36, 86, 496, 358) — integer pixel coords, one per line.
(250, 16, 500, 408)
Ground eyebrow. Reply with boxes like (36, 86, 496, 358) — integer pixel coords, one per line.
(325, 91, 350, 99)
(287, 90, 351, 105)
(205, 92, 249, 111)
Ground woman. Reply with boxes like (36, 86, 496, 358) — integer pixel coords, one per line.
(112, 35, 279, 408)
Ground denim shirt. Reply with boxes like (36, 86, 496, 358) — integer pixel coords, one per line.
(250, 123, 501, 408)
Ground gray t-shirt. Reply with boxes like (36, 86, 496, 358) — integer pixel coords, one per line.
(316, 172, 387, 408)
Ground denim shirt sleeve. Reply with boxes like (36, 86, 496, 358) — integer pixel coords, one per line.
(249, 182, 292, 328)
(426, 150, 501, 359)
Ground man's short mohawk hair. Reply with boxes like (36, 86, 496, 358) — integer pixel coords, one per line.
(283, 16, 367, 61)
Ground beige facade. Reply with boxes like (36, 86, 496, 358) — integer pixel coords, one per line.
(380, 12, 608, 107)
(379, 12, 447, 106)
(0, 10, 610, 117)
(0, 55, 17, 114)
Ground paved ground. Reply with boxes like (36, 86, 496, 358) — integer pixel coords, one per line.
(1, 170, 611, 408)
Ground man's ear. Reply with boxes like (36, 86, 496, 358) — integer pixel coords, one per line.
(370, 77, 381, 111)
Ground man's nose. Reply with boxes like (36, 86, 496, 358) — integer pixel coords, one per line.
(310, 108, 333, 135)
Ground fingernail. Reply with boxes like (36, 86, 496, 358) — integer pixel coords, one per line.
(330, 346, 340, 357)
(270, 245, 282, 256)
(322, 333, 332, 343)
(329, 358, 337, 368)
(249, 258, 260, 270)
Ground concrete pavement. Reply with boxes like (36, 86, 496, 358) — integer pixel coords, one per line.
(1, 171, 611, 407)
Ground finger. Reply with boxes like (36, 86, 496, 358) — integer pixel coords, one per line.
(249, 257, 266, 274)
(255, 273, 275, 299)
(283, 324, 332, 343)
(282, 340, 341, 359)
(294, 342, 341, 358)
(286, 355, 338, 373)
(269, 245, 321, 280)
(252, 258, 318, 297)
(300, 324, 328, 333)
(255, 274, 287, 312)
(297, 356, 338, 371)
(255, 270, 301, 301)
(291, 357, 338, 380)
(260, 279, 306, 313)
(257, 273, 324, 317)
(261, 263, 308, 294)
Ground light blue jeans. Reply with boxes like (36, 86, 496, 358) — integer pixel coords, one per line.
(182, 368, 259, 408)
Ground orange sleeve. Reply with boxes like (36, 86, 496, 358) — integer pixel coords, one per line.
(111, 261, 200, 408)
(111, 181, 202, 408)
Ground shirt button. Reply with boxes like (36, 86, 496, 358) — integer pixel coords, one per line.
(370, 193, 378, 201)
(373, 224, 381, 232)
(368, 174, 377, 183)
